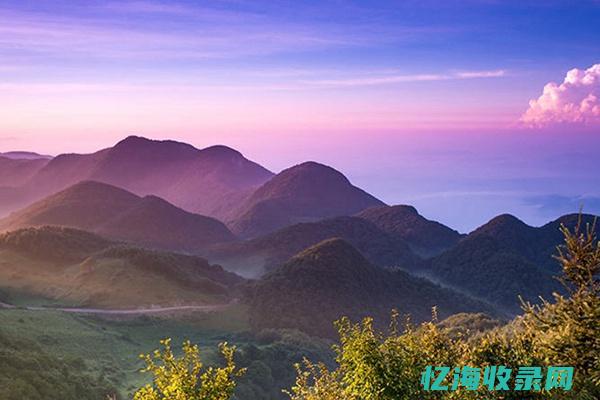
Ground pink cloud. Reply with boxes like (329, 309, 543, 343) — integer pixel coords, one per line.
(521, 63, 600, 127)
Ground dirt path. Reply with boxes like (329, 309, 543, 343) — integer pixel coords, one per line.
(0, 301, 232, 315)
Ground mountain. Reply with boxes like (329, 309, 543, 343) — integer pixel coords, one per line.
(0, 151, 52, 160)
(229, 162, 385, 238)
(0, 157, 52, 217)
(0, 181, 236, 252)
(423, 213, 599, 313)
(0, 226, 244, 308)
(0, 156, 49, 187)
(1, 136, 273, 219)
(205, 216, 419, 278)
(356, 205, 463, 257)
(245, 238, 494, 338)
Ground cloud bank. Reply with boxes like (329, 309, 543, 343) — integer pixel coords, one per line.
(522, 63, 600, 127)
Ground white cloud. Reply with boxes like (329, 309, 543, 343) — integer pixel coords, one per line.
(455, 69, 505, 78)
(305, 70, 506, 87)
(521, 63, 600, 127)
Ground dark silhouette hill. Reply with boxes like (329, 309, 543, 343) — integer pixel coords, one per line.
(0, 181, 236, 252)
(245, 238, 494, 338)
(424, 213, 599, 313)
(205, 216, 418, 278)
(229, 162, 385, 238)
(0, 226, 244, 308)
(356, 205, 463, 257)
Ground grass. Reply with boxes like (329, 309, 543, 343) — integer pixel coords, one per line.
(0, 304, 250, 398)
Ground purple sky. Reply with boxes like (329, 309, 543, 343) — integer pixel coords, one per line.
(1, 1, 599, 231)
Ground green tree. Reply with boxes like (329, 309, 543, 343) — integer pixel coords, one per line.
(520, 219, 600, 399)
(134, 338, 245, 400)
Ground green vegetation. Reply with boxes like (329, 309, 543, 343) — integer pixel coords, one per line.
(0, 226, 242, 308)
(287, 219, 600, 400)
(1, 218, 597, 399)
(133, 339, 244, 400)
(0, 306, 332, 400)
(0, 329, 117, 400)
(246, 238, 491, 338)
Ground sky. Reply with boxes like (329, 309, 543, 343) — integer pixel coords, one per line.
(1, 0, 600, 231)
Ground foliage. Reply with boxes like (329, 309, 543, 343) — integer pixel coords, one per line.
(0, 330, 118, 400)
(520, 219, 600, 399)
(288, 218, 600, 400)
(134, 338, 246, 400)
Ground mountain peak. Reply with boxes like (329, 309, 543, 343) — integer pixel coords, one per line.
(201, 145, 243, 158)
(229, 161, 385, 238)
(41, 180, 138, 203)
(116, 135, 149, 145)
(111, 135, 199, 155)
(389, 204, 419, 214)
(282, 161, 346, 179)
(548, 213, 598, 228)
(356, 204, 462, 257)
(473, 214, 531, 236)
(292, 237, 367, 265)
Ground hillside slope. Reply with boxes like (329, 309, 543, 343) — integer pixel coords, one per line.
(424, 213, 599, 313)
(0, 181, 236, 252)
(356, 205, 463, 257)
(245, 238, 494, 338)
(229, 162, 385, 238)
(0, 156, 49, 187)
(206, 216, 418, 278)
(0, 226, 244, 308)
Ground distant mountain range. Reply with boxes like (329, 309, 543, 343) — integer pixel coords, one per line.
(0, 151, 52, 160)
(1, 135, 596, 335)
(0, 226, 242, 308)
(0, 156, 50, 187)
(423, 213, 598, 313)
(0, 136, 273, 221)
(0, 137, 384, 240)
(0, 181, 236, 252)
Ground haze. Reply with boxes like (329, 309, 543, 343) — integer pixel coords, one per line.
(1, 0, 599, 231)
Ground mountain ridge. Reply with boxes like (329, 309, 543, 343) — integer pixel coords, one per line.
(206, 215, 418, 278)
(356, 205, 463, 257)
(245, 238, 494, 338)
(0, 181, 236, 252)
(0, 226, 244, 308)
(1, 136, 274, 220)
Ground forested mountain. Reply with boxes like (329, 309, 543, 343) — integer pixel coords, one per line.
(356, 205, 463, 257)
(0, 226, 244, 308)
(245, 238, 493, 338)
(206, 216, 418, 278)
(423, 213, 599, 313)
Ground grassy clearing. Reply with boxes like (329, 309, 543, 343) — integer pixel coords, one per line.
(0, 304, 250, 398)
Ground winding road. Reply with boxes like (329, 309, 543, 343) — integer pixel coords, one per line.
(0, 301, 232, 315)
